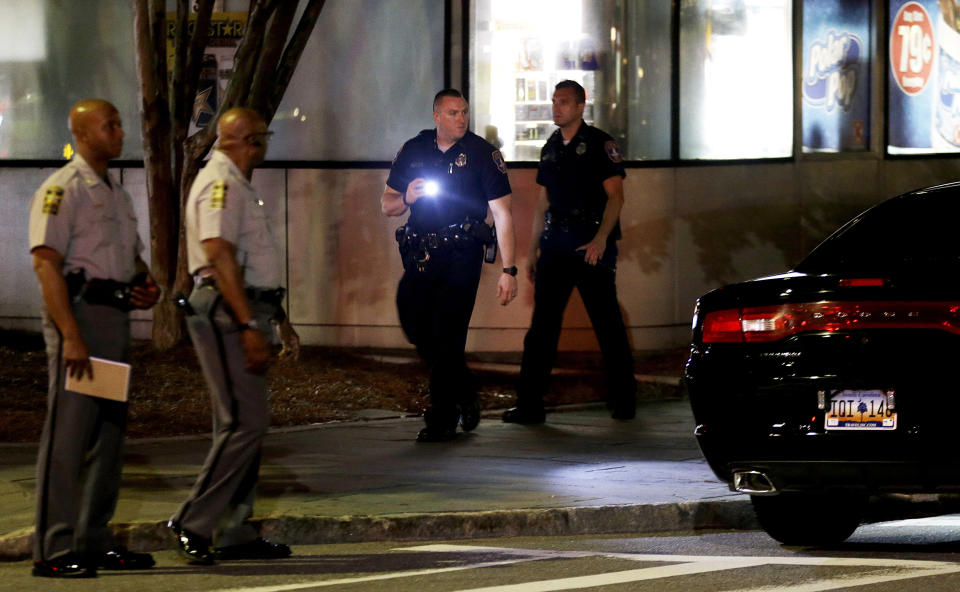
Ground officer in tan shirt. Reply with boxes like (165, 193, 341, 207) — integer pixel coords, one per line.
(168, 107, 290, 564)
(29, 99, 159, 578)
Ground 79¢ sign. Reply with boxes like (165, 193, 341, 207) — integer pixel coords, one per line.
(890, 1, 935, 95)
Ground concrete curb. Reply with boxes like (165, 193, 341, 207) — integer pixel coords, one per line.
(0, 499, 757, 561)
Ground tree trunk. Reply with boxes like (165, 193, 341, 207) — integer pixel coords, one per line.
(136, 0, 325, 350)
(134, 0, 180, 350)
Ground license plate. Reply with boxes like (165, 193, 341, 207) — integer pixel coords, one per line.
(824, 390, 897, 431)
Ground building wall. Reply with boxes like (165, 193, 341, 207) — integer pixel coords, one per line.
(3, 157, 958, 351)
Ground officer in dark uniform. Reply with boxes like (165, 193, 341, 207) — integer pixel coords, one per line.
(381, 88, 518, 442)
(503, 80, 637, 424)
(29, 99, 160, 578)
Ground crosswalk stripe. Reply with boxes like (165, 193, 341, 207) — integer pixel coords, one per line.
(208, 543, 960, 592)
(450, 560, 765, 592)
(721, 564, 960, 592)
(207, 556, 551, 592)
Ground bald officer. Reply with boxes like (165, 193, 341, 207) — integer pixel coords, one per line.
(29, 99, 159, 578)
(168, 107, 290, 565)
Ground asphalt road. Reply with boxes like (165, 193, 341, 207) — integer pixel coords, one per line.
(5, 515, 960, 591)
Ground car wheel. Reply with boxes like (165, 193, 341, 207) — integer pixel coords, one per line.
(750, 492, 865, 546)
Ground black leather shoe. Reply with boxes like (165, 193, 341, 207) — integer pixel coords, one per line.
(216, 537, 292, 560)
(416, 425, 457, 442)
(610, 404, 636, 420)
(169, 520, 215, 565)
(99, 546, 156, 570)
(501, 406, 546, 424)
(32, 552, 97, 578)
(459, 399, 480, 432)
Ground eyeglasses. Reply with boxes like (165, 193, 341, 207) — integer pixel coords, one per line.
(244, 131, 274, 147)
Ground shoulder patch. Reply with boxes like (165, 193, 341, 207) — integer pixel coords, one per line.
(210, 180, 228, 210)
(42, 186, 65, 215)
(492, 150, 507, 174)
(604, 140, 624, 164)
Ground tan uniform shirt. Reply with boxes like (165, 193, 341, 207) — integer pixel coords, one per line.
(28, 155, 143, 281)
(185, 150, 281, 288)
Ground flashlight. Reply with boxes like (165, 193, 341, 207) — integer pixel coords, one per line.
(423, 180, 440, 197)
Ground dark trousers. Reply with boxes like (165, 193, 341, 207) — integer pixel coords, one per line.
(518, 246, 636, 409)
(35, 301, 129, 561)
(171, 283, 273, 546)
(397, 246, 484, 429)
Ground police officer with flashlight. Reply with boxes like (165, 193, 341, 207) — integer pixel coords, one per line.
(381, 88, 518, 442)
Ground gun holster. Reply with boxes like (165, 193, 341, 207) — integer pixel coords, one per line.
(484, 225, 498, 263)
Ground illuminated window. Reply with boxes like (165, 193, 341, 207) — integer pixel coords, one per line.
(679, 0, 793, 159)
(887, 0, 960, 154)
(801, 0, 871, 153)
(0, 3, 138, 159)
(0, 0, 442, 161)
(470, 0, 672, 161)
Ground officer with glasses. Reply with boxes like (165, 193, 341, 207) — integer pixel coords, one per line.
(168, 107, 291, 564)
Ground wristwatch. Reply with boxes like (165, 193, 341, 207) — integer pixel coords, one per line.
(238, 319, 261, 332)
(502, 266, 518, 276)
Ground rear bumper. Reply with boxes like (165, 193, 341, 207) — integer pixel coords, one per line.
(696, 431, 960, 494)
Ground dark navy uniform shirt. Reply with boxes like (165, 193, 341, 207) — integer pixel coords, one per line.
(387, 129, 511, 233)
(537, 120, 626, 242)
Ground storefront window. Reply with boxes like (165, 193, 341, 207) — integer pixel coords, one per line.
(470, 0, 671, 162)
(801, 0, 871, 153)
(0, 0, 443, 162)
(679, 0, 793, 159)
(887, 0, 960, 154)
(0, 2, 140, 159)
(269, 0, 443, 161)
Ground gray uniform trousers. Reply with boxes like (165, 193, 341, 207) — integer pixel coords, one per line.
(171, 283, 273, 545)
(34, 300, 130, 561)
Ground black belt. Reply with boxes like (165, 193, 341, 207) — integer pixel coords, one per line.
(246, 286, 285, 306)
(544, 210, 600, 233)
(192, 273, 286, 310)
(66, 270, 143, 312)
(396, 219, 492, 252)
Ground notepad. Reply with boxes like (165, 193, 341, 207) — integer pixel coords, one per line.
(64, 357, 131, 402)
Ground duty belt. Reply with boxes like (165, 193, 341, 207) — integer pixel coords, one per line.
(544, 210, 600, 233)
(193, 272, 285, 305)
(395, 218, 493, 272)
(66, 269, 145, 312)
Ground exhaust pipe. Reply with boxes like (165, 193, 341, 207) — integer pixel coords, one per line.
(733, 471, 778, 495)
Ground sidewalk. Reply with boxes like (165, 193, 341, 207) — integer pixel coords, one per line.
(0, 388, 763, 560)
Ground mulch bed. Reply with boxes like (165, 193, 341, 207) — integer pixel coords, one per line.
(0, 329, 686, 443)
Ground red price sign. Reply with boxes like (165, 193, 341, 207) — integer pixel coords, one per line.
(890, 1, 935, 95)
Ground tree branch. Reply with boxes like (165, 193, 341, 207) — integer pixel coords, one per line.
(182, 0, 215, 123)
(249, 0, 297, 115)
(266, 0, 326, 122)
(185, 0, 280, 156)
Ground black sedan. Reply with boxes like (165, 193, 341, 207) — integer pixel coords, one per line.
(685, 181, 960, 545)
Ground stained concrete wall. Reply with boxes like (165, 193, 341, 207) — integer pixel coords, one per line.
(3, 157, 959, 351)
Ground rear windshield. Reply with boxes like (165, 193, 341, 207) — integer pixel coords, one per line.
(795, 187, 960, 274)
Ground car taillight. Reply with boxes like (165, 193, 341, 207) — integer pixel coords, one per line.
(701, 309, 743, 342)
(838, 278, 886, 287)
(701, 301, 960, 343)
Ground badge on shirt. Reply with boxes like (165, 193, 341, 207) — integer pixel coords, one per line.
(604, 140, 624, 163)
(42, 186, 65, 215)
(575, 142, 587, 155)
(455, 153, 467, 167)
(491, 150, 507, 174)
(210, 180, 228, 210)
